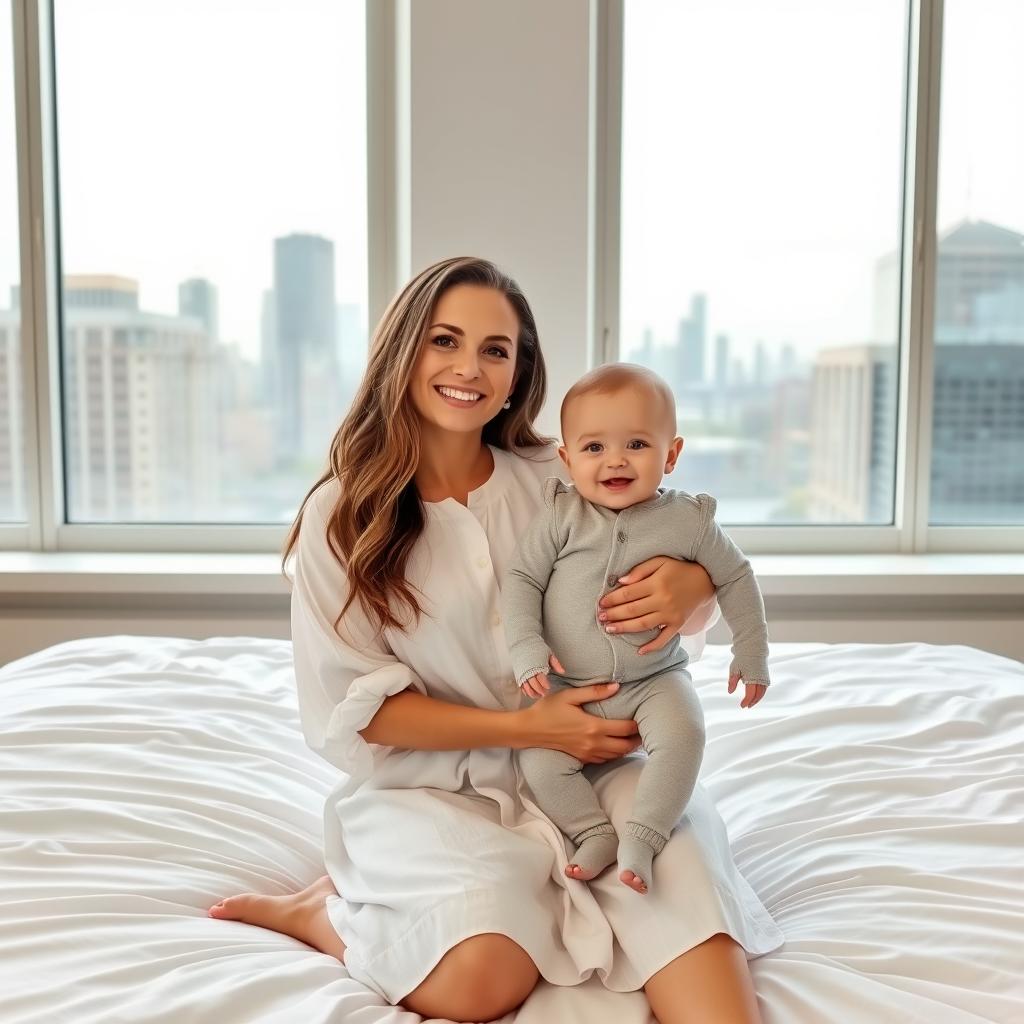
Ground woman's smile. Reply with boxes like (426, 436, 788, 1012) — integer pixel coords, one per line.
(435, 384, 485, 408)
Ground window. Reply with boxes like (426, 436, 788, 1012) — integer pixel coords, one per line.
(619, 1, 908, 525)
(930, 0, 1024, 526)
(53, 0, 368, 524)
(0, 0, 25, 524)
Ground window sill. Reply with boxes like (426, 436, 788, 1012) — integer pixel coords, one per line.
(0, 551, 1022, 599)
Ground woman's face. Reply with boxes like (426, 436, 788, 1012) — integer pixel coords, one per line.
(410, 283, 520, 433)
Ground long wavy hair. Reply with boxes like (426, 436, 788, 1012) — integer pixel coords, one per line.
(281, 256, 557, 637)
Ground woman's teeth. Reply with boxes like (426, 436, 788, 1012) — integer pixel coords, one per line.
(436, 386, 483, 406)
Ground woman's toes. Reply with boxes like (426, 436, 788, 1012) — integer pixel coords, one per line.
(208, 894, 251, 919)
(619, 869, 648, 894)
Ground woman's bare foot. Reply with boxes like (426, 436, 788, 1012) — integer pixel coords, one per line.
(207, 874, 347, 963)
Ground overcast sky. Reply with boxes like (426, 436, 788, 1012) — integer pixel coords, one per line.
(620, 0, 1024, 359)
(2, 0, 1021, 365)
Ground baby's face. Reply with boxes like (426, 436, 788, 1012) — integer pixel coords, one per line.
(558, 387, 683, 510)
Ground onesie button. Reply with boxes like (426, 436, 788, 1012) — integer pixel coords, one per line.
(607, 575, 617, 587)
(476, 557, 488, 568)
(617, 530, 626, 542)
(491, 613, 502, 627)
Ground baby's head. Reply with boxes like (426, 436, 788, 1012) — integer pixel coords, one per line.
(558, 363, 684, 510)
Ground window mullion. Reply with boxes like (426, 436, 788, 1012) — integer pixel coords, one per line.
(594, 0, 622, 370)
(12, 0, 40, 547)
(15, 0, 61, 552)
(899, 0, 943, 553)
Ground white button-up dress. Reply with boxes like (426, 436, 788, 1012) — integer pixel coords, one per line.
(289, 440, 784, 1003)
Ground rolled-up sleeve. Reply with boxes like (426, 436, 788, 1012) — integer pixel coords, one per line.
(289, 494, 426, 783)
(678, 599, 722, 662)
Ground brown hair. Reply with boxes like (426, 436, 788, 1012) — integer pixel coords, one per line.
(281, 257, 556, 637)
(560, 362, 677, 439)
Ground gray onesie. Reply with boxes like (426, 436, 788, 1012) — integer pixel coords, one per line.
(500, 477, 770, 888)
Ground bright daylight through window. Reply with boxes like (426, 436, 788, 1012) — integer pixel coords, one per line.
(49, 0, 367, 524)
(0, 1, 24, 523)
(621, 1, 908, 525)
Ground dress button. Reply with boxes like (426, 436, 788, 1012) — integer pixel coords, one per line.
(617, 530, 626, 542)
(492, 613, 502, 627)
(477, 557, 488, 568)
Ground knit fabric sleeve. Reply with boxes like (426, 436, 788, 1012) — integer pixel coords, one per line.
(499, 477, 566, 687)
(690, 493, 771, 685)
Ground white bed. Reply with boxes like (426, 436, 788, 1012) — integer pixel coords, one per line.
(1, 635, 1021, 1023)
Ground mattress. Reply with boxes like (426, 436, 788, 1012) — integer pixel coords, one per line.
(1, 635, 1021, 1023)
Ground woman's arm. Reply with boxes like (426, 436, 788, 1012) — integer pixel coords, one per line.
(360, 683, 643, 764)
(359, 689, 529, 750)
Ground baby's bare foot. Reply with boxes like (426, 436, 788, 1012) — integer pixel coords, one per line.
(618, 830, 661, 895)
(619, 869, 648, 895)
(208, 875, 347, 963)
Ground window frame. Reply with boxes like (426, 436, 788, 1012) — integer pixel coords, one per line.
(4, 0, 387, 553)
(600, 0, 1024, 554)
(4, 0, 1022, 555)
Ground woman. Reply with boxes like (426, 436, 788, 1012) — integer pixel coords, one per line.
(209, 257, 783, 1023)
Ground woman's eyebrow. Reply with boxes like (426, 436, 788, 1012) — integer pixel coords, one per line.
(430, 322, 513, 344)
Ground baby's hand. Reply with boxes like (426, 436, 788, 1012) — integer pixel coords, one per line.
(728, 670, 767, 709)
(521, 653, 566, 699)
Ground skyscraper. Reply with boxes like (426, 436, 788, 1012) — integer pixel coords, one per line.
(0, 288, 23, 520)
(61, 275, 219, 521)
(820, 217, 1024, 524)
(178, 278, 219, 343)
(680, 293, 706, 384)
(272, 233, 339, 463)
(714, 333, 730, 388)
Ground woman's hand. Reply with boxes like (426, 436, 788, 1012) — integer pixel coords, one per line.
(519, 681, 642, 764)
(597, 556, 716, 655)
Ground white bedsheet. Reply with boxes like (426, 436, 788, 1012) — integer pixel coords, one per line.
(1, 636, 1021, 1023)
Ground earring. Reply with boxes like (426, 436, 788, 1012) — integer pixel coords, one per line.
(503, 398, 511, 409)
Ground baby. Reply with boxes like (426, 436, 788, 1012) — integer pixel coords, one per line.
(499, 362, 771, 895)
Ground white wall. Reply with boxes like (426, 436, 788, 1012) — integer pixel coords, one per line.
(401, 0, 596, 438)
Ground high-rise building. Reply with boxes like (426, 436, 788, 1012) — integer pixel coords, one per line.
(676, 293, 706, 385)
(714, 333, 729, 388)
(753, 340, 767, 387)
(930, 220, 1024, 522)
(0, 287, 23, 520)
(933, 220, 1024, 335)
(336, 301, 366, 407)
(178, 278, 219, 343)
(808, 344, 897, 522)
(778, 343, 797, 381)
(820, 217, 1024, 523)
(61, 275, 220, 521)
(259, 288, 277, 407)
(931, 344, 1024, 522)
(272, 233, 339, 463)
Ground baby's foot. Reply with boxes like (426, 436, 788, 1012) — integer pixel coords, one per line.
(565, 824, 618, 881)
(619, 868, 648, 894)
(617, 822, 669, 895)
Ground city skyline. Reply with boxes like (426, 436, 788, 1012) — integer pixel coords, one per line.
(1, 213, 1020, 526)
(3, 2, 1023, 365)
